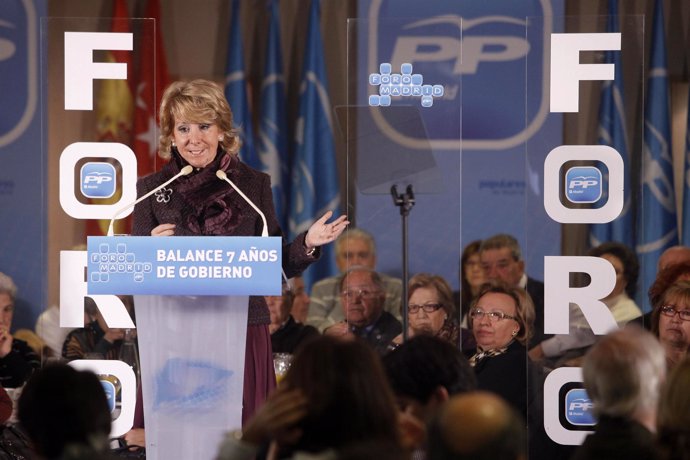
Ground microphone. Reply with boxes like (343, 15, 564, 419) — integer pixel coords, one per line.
(106, 165, 194, 236)
(216, 170, 268, 237)
(216, 169, 290, 287)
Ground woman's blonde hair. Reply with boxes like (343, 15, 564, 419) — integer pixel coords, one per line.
(158, 79, 240, 159)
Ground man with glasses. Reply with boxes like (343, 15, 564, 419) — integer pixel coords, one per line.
(323, 267, 401, 355)
(479, 234, 548, 348)
(307, 228, 402, 332)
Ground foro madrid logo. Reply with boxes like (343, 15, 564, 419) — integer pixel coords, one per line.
(369, 63, 444, 107)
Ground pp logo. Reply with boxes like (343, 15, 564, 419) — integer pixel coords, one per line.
(81, 162, 116, 198)
(565, 166, 602, 204)
(59, 142, 137, 220)
(564, 389, 596, 426)
(100, 378, 117, 413)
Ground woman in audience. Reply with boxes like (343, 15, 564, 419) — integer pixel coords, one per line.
(267, 283, 318, 354)
(0, 272, 39, 388)
(657, 357, 690, 460)
(466, 282, 562, 459)
(403, 273, 460, 345)
(467, 282, 538, 419)
(459, 240, 485, 323)
(215, 336, 404, 459)
(651, 281, 690, 369)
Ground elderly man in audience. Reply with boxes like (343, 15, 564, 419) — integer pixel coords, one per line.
(0, 272, 39, 388)
(479, 234, 548, 348)
(323, 267, 401, 355)
(427, 391, 526, 460)
(307, 228, 402, 331)
(572, 326, 665, 460)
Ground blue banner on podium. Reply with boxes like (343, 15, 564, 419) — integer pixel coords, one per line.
(87, 236, 282, 295)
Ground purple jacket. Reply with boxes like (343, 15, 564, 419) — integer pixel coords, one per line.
(132, 153, 318, 324)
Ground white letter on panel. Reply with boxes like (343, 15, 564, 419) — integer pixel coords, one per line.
(544, 256, 618, 335)
(550, 33, 620, 113)
(64, 32, 133, 110)
(60, 250, 135, 329)
(69, 359, 136, 437)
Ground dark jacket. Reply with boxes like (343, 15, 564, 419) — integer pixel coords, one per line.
(132, 153, 318, 325)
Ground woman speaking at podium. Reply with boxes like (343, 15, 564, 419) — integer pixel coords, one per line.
(132, 79, 348, 423)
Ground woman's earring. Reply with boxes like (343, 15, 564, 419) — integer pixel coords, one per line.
(512, 330, 518, 336)
(218, 136, 224, 142)
(171, 141, 176, 147)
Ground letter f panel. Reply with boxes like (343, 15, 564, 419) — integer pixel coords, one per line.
(550, 33, 621, 113)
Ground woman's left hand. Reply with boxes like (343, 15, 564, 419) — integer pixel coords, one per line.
(304, 211, 349, 249)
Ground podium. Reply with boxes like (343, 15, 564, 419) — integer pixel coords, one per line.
(87, 236, 282, 460)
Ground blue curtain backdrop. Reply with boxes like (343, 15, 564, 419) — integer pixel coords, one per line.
(289, 0, 340, 290)
(590, 0, 633, 249)
(224, 0, 260, 170)
(636, 0, 678, 310)
(257, 0, 290, 231)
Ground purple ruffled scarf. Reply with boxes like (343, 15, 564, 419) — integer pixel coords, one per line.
(174, 151, 243, 235)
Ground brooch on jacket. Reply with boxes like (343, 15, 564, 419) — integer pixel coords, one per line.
(155, 187, 173, 203)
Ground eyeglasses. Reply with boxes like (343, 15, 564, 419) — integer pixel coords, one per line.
(469, 308, 517, 322)
(341, 289, 381, 300)
(660, 305, 690, 322)
(408, 303, 443, 314)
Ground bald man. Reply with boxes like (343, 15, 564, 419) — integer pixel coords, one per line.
(428, 392, 526, 460)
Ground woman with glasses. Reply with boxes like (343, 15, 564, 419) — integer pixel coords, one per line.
(651, 280, 690, 370)
(465, 282, 555, 458)
(391, 273, 476, 351)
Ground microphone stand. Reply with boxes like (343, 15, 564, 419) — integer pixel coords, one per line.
(391, 184, 415, 342)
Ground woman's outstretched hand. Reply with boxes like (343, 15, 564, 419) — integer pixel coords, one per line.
(304, 211, 349, 249)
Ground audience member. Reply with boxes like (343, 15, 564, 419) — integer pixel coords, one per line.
(466, 282, 557, 459)
(289, 276, 310, 324)
(62, 297, 133, 361)
(479, 234, 548, 347)
(307, 229, 402, 331)
(572, 326, 665, 460)
(457, 240, 486, 324)
(427, 391, 526, 460)
(657, 357, 690, 460)
(215, 336, 403, 459)
(632, 246, 690, 330)
(384, 335, 476, 422)
(650, 281, 690, 369)
(267, 284, 318, 354)
(529, 241, 641, 365)
(18, 364, 114, 459)
(467, 283, 538, 420)
(632, 261, 690, 331)
(0, 272, 39, 388)
(394, 274, 464, 347)
(383, 335, 476, 458)
(323, 268, 401, 355)
(658, 245, 690, 271)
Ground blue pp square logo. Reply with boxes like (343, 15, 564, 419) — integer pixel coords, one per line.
(81, 162, 116, 199)
(565, 166, 602, 204)
(100, 379, 116, 413)
(564, 389, 596, 426)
